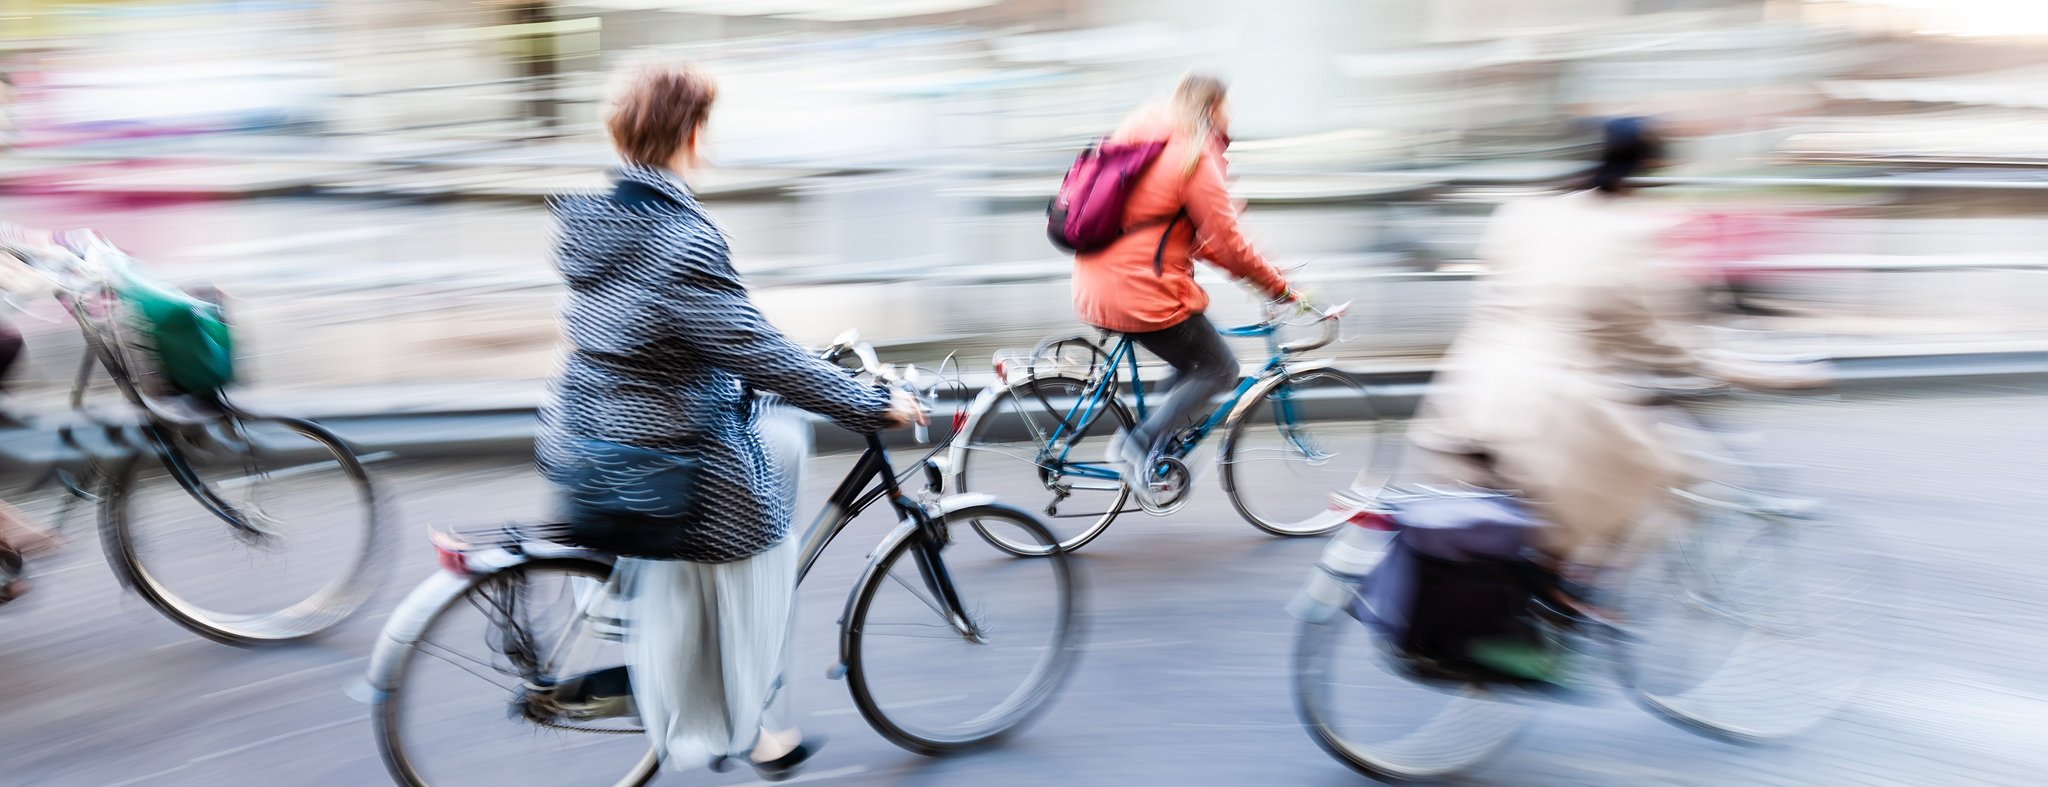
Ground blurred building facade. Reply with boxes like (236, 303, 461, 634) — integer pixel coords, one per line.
(3, 1, 2045, 174)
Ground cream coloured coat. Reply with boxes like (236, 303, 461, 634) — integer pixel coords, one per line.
(1411, 190, 1705, 563)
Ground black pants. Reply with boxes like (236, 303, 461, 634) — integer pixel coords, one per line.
(1126, 313, 1238, 458)
(0, 319, 21, 392)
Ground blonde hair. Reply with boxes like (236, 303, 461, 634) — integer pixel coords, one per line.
(1170, 73, 1228, 140)
(1111, 73, 1229, 175)
(605, 61, 718, 170)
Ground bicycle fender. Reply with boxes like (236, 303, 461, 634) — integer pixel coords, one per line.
(1221, 358, 1341, 425)
(944, 387, 1003, 488)
(937, 492, 996, 515)
(358, 568, 477, 701)
(829, 518, 924, 680)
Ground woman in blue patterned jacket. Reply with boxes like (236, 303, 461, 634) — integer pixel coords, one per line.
(536, 62, 918, 779)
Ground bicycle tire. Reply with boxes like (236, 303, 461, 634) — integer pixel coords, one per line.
(844, 504, 1080, 754)
(101, 415, 386, 645)
(1616, 502, 1887, 743)
(1293, 617, 1528, 782)
(1220, 369, 1382, 537)
(953, 375, 1132, 555)
(375, 558, 658, 787)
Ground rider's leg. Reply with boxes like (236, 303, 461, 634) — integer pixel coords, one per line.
(747, 405, 816, 770)
(624, 406, 811, 772)
(1126, 313, 1239, 463)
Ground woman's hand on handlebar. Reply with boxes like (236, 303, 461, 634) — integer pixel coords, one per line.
(883, 388, 926, 429)
(1724, 364, 1833, 392)
(1701, 350, 1834, 392)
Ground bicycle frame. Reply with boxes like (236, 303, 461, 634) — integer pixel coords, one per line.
(370, 431, 986, 703)
(9, 278, 233, 530)
(39, 288, 275, 538)
(795, 434, 966, 609)
(1035, 318, 1307, 482)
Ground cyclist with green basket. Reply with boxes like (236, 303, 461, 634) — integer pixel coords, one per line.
(0, 219, 240, 594)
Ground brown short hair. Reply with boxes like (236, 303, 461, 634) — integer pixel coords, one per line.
(605, 62, 718, 169)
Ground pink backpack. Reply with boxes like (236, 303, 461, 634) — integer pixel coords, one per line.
(1047, 140, 1184, 270)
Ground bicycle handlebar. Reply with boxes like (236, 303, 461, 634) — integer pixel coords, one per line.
(1629, 379, 1733, 407)
(818, 330, 938, 443)
(1273, 300, 1352, 355)
(0, 229, 125, 300)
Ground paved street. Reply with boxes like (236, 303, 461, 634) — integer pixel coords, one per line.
(0, 387, 2045, 785)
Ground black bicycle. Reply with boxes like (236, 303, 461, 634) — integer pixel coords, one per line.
(362, 332, 1081, 787)
(2, 231, 385, 645)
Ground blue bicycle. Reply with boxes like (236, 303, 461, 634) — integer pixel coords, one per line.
(947, 300, 1386, 555)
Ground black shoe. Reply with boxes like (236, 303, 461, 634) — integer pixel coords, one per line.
(549, 666, 635, 721)
(750, 735, 826, 782)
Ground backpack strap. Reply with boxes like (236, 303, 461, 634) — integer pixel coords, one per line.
(1151, 132, 1222, 275)
(1151, 210, 1186, 276)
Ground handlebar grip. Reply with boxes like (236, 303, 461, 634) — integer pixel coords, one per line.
(1278, 317, 1340, 354)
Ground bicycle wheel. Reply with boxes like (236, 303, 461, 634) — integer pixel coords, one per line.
(952, 375, 1132, 555)
(102, 416, 385, 644)
(377, 559, 658, 787)
(1221, 369, 1384, 537)
(1617, 498, 1889, 742)
(845, 504, 1079, 754)
(1294, 617, 1531, 782)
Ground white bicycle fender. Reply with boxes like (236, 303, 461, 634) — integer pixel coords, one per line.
(936, 492, 997, 515)
(1222, 358, 1342, 425)
(359, 569, 474, 700)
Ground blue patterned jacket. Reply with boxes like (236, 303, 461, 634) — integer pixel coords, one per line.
(537, 165, 892, 562)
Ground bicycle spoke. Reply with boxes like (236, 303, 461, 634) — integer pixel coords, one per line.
(859, 622, 975, 640)
(381, 560, 653, 787)
(1295, 619, 1528, 780)
(413, 639, 527, 696)
(995, 392, 1058, 454)
(955, 376, 1130, 554)
(1223, 371, 1380, 535)
(845, 505, 1074, 752)
(883, 563, 954, 624)
(110, 416, 382, 644)
(959, 443, 1051, 466)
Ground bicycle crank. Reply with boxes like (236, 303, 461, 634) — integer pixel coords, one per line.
(1140, 456, 1193, 515)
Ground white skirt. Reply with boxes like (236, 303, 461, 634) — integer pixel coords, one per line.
(616, 407, 809, 770)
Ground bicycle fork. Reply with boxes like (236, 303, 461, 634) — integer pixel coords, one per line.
(908, 512, 983, 643)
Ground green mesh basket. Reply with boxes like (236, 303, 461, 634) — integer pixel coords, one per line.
(116, 272, 235, 397)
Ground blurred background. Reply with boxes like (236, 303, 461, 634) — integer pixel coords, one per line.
(2, 0, 2048, 405)
(6, 4, 2048, 787)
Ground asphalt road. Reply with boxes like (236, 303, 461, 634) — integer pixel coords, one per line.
(2, 386, 2046, 786)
